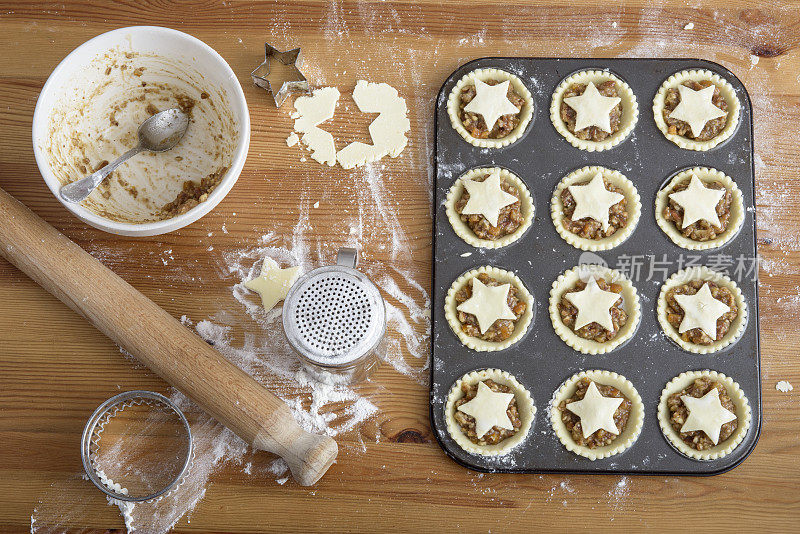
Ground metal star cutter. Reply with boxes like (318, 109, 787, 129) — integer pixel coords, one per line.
(251, 44, 310, 107)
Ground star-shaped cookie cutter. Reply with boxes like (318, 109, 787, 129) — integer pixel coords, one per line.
(250, 44, 310, 107)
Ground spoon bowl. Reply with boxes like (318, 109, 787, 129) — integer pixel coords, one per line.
(139, 108, 190, 152)
(59, 108, 189, 204)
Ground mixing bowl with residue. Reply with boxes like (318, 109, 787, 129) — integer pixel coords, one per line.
(32, 26, 250, 236)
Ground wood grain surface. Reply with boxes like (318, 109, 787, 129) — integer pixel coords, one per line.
(1, 1, 799, 532)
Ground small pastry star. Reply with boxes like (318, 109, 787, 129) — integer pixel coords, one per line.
(668, 84, 727, 138)
(680, 388, 737, 444)
(461, 170, 519, 227)
(566, 381, 624, 439)
(457, 381, 516, 438)
(563, 82, 621, 133)
(463, 79, 521, 132)
(673, 282, 730, 339)
(567, 173, 625, 231)
(244, 257, 301, 310)
(456, 277, 517, 334)
(565, 277, 622, 332)
(668, 174, 726, 229)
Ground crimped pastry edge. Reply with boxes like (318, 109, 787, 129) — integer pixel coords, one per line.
(656, 266, 747, 354)
(551, 165, 641, 251)
(652, 69, 741, 151)
(447, 68, 534, 149)
(445, 368, 536, 456)
(550, 69, 639, 152)
(445, 266, 534, 352)
(657, 369, 751, 460)
(445, 167, 534, 249)
(550, 369, 644, 460)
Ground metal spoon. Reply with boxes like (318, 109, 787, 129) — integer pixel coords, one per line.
(59, 108, 190, 204)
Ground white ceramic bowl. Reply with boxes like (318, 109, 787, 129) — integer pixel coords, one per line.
(32, 26, 250, 236)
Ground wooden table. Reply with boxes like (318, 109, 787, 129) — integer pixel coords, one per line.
(1, 1, 799, 531)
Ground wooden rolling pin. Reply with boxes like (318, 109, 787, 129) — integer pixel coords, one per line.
(0, 187, 337, 486)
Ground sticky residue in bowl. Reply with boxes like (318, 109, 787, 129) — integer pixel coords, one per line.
(43, 49, 237, 223)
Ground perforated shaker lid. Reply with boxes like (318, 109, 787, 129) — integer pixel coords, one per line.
(283, 248, 386, 367)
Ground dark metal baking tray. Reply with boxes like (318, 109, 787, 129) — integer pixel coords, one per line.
(429, 58, 761, 475)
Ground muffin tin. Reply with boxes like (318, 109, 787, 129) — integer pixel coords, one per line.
(429, 58, 761, 475)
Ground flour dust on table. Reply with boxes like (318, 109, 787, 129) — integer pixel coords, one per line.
(31, 2, 800, 529)
(31, 155, 429, 534)
(110, 161, 426, 531)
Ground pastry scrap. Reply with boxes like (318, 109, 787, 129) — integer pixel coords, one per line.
(244, 258, 301, 310)
(445, 167, 534, 249)
(445, 368, 535, 456)
(290, 80, 410, 169)
(550, 70, 638, 151)
(335, 80, 410, 169)
(657, 266, 746, 353)
(658, 370, 751, 460)
(447, 68, 534, 148)
(292, 86, 340, 166)
(551, 166, 640, 251)
(655, 167, 744, 250)
(445, 266, 534, 352)
(653, 69, 740, 151)
(551, 370, 643, 460)
(549, 265, 640, 354)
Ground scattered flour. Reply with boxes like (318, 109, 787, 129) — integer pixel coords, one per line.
(61, 138, 430, 531)
(608, 476, 630, 511)
(268, 458, 289, 477)
(32, 3, 798, 531)
(33, 129, 430, 534)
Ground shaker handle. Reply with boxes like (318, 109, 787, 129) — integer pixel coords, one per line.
(336, 247, 357, 268)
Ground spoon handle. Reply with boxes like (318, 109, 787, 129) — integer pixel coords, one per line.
(59, 146, 142, 203)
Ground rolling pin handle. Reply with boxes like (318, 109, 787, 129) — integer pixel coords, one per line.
(254, 411, 339, 486)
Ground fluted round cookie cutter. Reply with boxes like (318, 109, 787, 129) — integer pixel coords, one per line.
(81, 390, 193, 502)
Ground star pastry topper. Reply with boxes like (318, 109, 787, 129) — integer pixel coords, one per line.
(680, 387, 737, 444)
(563, 81, 622, 133)
(673, 282, 730, 339)
(457, 381, 516, 438)
(456, 277, 517, 334)
(668, 174, 726, 229)
(463, 79, 520, 131)
(567, 173, 625, 231)
(244, 257, 301, 310)
(251, 43, 310, 107)
(668, 84, 727, 137)
(566, 381, 624, 439)
(460, 170, 519, 227)
(565, 276, 622, 332)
